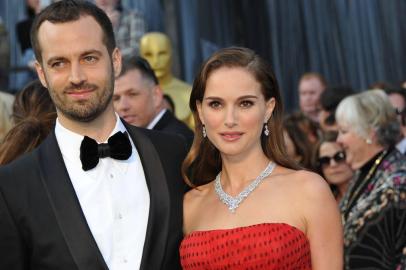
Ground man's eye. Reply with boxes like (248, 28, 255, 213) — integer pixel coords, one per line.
(51, 61, 64, 68)
(240, 100, 254, 108)
(84, 56, 97, 63)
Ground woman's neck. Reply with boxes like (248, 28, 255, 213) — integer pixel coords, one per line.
(219, 153, 271, 194)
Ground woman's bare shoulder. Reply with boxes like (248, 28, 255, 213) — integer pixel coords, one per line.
(273, 167, 332, 197)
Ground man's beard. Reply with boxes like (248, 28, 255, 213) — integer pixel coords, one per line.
(46, 70, 115, 123)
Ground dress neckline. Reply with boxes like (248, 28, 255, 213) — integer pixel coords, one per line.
(183, 222, 307, 240)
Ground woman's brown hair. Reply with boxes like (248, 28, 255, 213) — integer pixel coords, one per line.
(182, 47, 300, 187)
(0, 80, 56, 164)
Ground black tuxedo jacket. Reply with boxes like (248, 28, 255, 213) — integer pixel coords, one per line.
(0, 123, 187, 270)
(153, 110, 194, 149)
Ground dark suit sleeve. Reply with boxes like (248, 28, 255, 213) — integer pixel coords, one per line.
(0, 168, 26, 269)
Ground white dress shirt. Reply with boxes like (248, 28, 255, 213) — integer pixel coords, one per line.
(55, 115, 150, 270)
(146, 109, 166, 130)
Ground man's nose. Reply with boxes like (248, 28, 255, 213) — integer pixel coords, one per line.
(69, 62, 87, 85)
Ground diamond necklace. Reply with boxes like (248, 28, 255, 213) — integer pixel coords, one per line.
(214, 162, 276, 213)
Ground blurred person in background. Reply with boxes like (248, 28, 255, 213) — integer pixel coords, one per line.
(336, 89, 406, 270)
(384, 88, 406, 154)
(94, 0, 146, 58)
(0, 16, 10, 90)
(15, 0, 48, 91)
(319, 85, 354, 132)
(298, 72, 327, 124)
(114, 56, 193, 148)
(283, 112, 317, 170)
(0, 91, 14, 141)
(0, 80, 56, 164)
(313, 131, 354, 203)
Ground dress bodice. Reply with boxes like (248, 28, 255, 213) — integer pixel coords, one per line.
(180, 223, 311, 270)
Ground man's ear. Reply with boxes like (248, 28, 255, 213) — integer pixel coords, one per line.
(35, 61, 48, 88)
(112, 48, 122, 78)
(152, 85, 164, 108)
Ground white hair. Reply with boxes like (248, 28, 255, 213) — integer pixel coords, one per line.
(335, 89, 400, 146)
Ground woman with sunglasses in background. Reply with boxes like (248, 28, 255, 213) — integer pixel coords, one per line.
(336, 89, 406, 270)
(313, 131, 354, 203)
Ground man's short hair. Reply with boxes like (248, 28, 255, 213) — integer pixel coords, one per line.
(119, 56, 159, 85)
(384, 88, 406, 126)
(31, 0, 116, 63)
(299, 72, 327, 88)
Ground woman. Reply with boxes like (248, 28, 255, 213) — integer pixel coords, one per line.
(336, 89, 406, 269)
(180, 47, 342, 269)
(313, 131, 354, 203)
(0, 80, 56, 164)
(283, 112, 318, 170)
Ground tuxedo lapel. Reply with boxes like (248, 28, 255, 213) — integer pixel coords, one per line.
(124, 123, 171, 270)
(153, 110, 171, 131)
(37, 132, 108, 270)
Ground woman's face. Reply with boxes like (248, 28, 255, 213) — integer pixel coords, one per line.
(283, 130, 301, 162)
(318, 141, 353, 186)
(197, 67, 275, 160)
(336, 122, 371, 170)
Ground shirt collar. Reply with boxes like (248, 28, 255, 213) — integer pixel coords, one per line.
(55, 113, 127, 164)
(146, 109, 166, 130)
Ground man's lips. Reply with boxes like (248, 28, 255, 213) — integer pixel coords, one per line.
(220, 132, 243, 141)
(122, 115, 137, 123)
(66, 88, 95, 98)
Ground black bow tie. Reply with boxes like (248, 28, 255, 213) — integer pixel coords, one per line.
(80, 131, 132, 171)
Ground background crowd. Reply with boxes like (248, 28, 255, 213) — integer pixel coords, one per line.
(0, 0, 405, 269)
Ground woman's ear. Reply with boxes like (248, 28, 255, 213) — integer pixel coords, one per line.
(196, 101, 204, 125)
(265, 97, 276, 122)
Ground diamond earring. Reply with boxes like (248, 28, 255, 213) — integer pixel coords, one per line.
(264, 123, 269, 136)
(366, 138, 372, 144)
(202, 125, 207, 138)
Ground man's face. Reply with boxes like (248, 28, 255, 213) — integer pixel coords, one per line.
(35, 15, 121, 123)
(140, 34, 171, 80)
(113, 69, 162, 127)
(298, 77, 325, 115)
(388, 93, 406, 113)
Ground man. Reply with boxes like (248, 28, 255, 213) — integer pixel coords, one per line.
(385, 88, 406, 154)
(298, 72, 327, 123)
(318, 85, 354, 132)
(0, 1, 186, 270)
(113, 56, 194, 147)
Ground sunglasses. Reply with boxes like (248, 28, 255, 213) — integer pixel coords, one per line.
(318, 151, 346, 168)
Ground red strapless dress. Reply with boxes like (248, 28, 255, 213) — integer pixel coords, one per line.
(180, 223, 311, 270)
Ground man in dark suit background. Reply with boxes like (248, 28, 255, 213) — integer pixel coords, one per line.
(114, 56, 194, 148)
(0, 1, 186, 269)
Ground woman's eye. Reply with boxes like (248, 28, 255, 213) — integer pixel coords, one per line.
(240, 100, 254, 108)
(208, 101, 222, 108)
